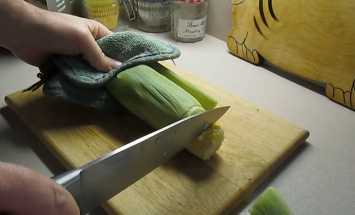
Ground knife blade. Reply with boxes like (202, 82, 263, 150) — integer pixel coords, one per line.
(52, 106, 230, 215)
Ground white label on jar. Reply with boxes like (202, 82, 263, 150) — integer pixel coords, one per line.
(177, 15, 207, 38)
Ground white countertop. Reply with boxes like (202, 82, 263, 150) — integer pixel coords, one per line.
(1, 28, 355, 215)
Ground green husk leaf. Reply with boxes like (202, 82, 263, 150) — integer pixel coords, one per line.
(147, 62, 218, 110)
(105, 65, 205, 129)
(249, 187, 294, 215)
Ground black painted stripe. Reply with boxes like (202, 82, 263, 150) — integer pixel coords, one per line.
(253, 16, 265, 37)
(259, 0, 269, 27)
(268, 0, 279, 21)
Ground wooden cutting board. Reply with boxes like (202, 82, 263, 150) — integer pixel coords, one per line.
(4, 61, 309, 215)
(227, 0, 355, 111)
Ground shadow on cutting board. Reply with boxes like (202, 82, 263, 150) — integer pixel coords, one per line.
(161, 150, 220, 181)
(5, 93, 155, 144)
(0, 106, 66, 176)
(2, 92, 219, 181)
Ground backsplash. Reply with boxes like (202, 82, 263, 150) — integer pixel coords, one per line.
(26, 0, 233, 43)
(205, 0, 233, 42)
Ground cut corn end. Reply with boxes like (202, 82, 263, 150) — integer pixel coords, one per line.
(186, 123, 224, 160)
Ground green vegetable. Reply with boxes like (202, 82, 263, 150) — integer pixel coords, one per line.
(105, 65, 204, 129)
(249, 187, 294, 215)
(148, 62, 218, 110)
(105, 64, 224, 160)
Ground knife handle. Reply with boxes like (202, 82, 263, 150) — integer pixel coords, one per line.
(51, 168, 82, 210)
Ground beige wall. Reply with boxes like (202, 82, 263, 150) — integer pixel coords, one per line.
(205, 0, 234, 42)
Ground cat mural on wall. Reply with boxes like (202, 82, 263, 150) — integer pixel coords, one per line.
(227, 0, 355, 110)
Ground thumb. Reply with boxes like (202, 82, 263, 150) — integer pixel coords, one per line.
(0, 162, 79, 215)
(79, 33, 121, 72)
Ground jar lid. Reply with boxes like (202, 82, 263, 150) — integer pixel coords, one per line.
(173, 0, 205, 2)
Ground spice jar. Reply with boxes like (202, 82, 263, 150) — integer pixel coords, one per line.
(171, 0, 208, 43)
(136, 0, 171, 33)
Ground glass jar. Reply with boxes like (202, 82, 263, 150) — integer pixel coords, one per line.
(136, 0, 171, 33)
(82, 0, 132, 31)
(171, 0, 208, 43)
(83, 0, 120, 30)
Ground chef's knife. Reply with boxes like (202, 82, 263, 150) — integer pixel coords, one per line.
(52, 106, 230, 215)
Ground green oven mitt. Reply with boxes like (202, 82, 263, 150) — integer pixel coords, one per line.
(24, 31, 181, 111)
(42, 72, 126, 111)
(54, 31, 180, 89)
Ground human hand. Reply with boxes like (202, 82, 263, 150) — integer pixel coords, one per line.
(0, 161, 79, 215)
(0, 1, 121, 72)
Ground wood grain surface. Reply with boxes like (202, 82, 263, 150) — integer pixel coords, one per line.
(227, 0, 355, 111)
(4, 61, 309, 215)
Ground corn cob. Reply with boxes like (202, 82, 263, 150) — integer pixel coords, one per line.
(249, 187, 294, 215)
(185, 123, 224, 160)
(105, 65, 224, 160)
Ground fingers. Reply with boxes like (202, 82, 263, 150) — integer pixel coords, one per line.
(60, 13, 113, 39)
(79, 30, 121, 72)
(78, 19, 122, 72)
(87, 20, 114, 39)
(0, 162, 79, 215)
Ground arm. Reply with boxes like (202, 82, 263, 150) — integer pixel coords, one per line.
(0, 0, 46, 50)
(0, 0, 121, 71)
